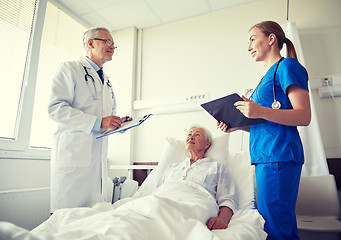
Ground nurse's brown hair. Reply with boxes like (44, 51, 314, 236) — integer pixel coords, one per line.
(250, 21, 298, 60)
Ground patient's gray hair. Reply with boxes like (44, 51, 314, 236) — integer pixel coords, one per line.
(189, 125, 212, 143)
(82, 27, 111, 52)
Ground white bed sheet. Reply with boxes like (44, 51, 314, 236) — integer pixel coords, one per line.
(0, 180, 266, 240)
(0, 135, 267, 240)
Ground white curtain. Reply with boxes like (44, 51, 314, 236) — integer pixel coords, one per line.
(281, 21, 329, 176)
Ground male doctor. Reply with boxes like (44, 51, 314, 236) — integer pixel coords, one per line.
(48, 27, 131, 213)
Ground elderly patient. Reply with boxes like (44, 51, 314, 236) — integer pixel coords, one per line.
(0, 127, 237, 240)
(135, 126, 237, 230)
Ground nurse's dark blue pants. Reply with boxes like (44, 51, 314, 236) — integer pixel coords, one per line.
(255, 162, 302, 240)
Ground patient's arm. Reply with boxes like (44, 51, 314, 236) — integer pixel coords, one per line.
(206, 206, 233, 230)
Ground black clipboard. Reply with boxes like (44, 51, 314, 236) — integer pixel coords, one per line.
(96, 114, 152, 139)
(201, 93, 266, 128)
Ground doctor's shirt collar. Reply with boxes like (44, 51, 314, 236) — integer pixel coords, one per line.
(85, 57, 101, 71)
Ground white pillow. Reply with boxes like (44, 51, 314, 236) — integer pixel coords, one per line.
(157, 134, 230, 173)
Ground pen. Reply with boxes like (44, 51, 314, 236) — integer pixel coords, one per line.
(123, 116, 130, 123)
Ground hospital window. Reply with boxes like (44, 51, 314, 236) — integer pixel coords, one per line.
(29, 1, 86, 148)
(0, 0, 87, 152)
(0, 0, 37, 140)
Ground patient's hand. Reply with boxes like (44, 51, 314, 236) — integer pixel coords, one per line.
(206, 217, 228, 230)
(206, 206, 233, 230)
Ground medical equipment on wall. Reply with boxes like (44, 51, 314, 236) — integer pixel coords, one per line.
(83, 66, 114, 100)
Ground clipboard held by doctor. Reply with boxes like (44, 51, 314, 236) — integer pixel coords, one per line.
(201, 93, 266, 128)
(97, 114, 152, 139)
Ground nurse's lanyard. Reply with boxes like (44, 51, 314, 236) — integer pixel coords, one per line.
(251, 57, 284, 109)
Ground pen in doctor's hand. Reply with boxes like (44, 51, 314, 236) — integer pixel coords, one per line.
(122, 116, 131, 123)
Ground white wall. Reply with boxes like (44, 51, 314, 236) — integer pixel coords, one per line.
(2, 0, 340, 190)
(105, 27, 137, 165)
(128, 0, 341, 163)
(300, 27, 341, 158)
(0, 158, 50, 191)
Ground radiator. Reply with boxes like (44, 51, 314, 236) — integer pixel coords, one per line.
(0, 188, 50, 230)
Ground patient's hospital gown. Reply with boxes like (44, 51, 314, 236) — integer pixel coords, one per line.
(135, 157, 238, 212)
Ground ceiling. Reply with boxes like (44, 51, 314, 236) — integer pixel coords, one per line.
(51, 0, 256, 31)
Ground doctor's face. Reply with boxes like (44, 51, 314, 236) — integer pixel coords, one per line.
(186, 128, 211, 153)
(248, 27, 271, 62)
(90, 30, 115, 64)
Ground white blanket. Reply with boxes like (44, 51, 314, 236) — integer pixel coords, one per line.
(0, 181, 266, 240)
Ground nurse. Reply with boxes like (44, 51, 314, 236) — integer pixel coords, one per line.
(48, 27, 131, 213)
(218, 21, 311, 239)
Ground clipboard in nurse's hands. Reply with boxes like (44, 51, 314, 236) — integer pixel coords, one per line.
(201, 93, 266, 128)
(96, 114, 152, 139)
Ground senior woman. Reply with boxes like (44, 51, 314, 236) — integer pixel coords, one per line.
(0, 126, 238, 240)
(136, 126, 237, 230)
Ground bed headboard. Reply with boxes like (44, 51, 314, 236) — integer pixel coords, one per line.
(133, 162, 158, 186)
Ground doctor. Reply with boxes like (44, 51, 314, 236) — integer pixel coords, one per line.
(48, 27, 131, 213)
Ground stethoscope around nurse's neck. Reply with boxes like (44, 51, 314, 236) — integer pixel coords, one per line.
(251, 57, 284, 109)
(83, 66, 114, 100)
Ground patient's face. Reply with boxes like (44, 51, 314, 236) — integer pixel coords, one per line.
(186, 128, 211, 153)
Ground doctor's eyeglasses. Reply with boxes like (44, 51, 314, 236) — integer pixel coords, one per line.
(92, 38, 117, 49)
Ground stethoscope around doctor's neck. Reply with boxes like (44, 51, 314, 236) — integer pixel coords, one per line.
(83, 66, 114, 100)
(252, 57, 283, 109)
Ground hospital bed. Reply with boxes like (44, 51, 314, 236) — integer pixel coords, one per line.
(0, 134, 267, 240)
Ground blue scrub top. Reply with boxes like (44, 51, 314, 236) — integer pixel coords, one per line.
(249, 58, 309, 164)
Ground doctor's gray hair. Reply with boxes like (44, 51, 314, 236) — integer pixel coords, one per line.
(82, 27, 111, 52)
(189, 125, 212, 143)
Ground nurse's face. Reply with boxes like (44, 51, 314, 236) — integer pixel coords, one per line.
(185, 128, 211, 153)
(248, 27, 271, 62)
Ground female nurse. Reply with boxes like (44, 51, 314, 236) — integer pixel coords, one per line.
(218, 21, 311, 240)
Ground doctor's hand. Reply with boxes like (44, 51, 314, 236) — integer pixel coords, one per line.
(101, 115, 122, 129)
(121, 116, 132, 123)
(234, 95, 264, 119)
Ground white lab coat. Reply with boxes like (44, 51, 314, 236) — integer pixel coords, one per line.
(48, 57, 117, 213)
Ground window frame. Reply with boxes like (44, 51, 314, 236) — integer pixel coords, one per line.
(0, 0, 88, 159)
(0, 0, 47, 154)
